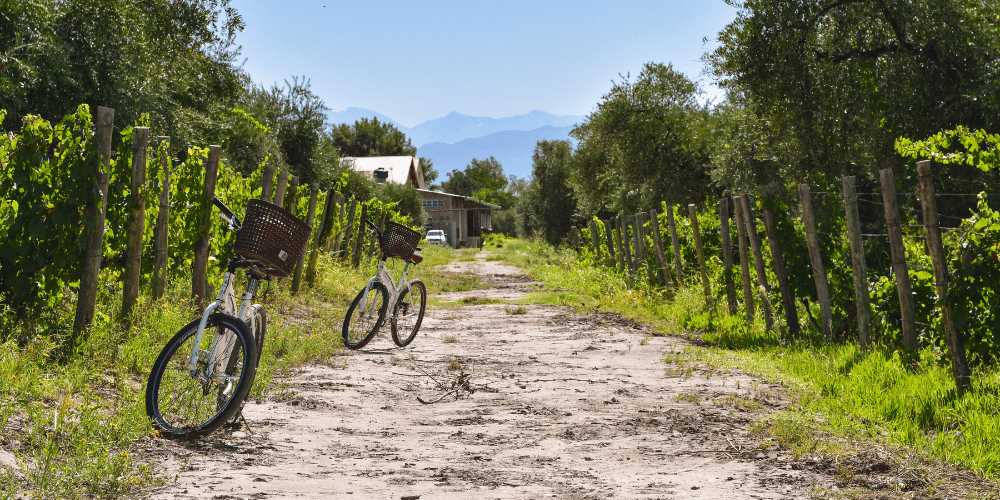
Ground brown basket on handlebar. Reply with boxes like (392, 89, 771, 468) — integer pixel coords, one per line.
(379, 220, 421, 260)
(234, 199, 312, 277)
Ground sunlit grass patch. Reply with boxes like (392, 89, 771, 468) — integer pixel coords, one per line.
(504, 305, 527, 315)
(459, 296, 501, 306)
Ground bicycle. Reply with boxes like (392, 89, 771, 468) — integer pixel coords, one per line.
(145, 197, 311, 439)
(342, 218, 426, 350)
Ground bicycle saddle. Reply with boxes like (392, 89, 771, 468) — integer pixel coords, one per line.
(409, 252, 423, 264)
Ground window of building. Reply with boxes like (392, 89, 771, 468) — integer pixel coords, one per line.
(422, 200, 444, 207)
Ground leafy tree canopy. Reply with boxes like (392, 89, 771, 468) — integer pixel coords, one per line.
(440, 157, 516, 208)
(331, 117, 417, 157)
(517, 140, 577, 244)
(707, 0, 1000, 191)
(569, 62, 716, 216)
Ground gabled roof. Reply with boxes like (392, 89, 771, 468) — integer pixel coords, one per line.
(416, 189, 501, 210)
(341, 156, 425, 190)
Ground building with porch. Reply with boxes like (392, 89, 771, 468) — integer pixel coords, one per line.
(418, 189, 499, 249)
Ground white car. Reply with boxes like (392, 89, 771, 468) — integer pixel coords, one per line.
(425, 230, 448, 246)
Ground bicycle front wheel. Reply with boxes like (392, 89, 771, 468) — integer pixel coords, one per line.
(391, 279, 426, 347)
(342, 282, 389, 350)
(145, 313, 258, 439)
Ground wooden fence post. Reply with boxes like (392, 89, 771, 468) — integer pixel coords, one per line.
(613, 220, 626, 271)
(308, 189, 335, 282)
(842, 176, 872, 348)
(286, 175, 300, 214)
(623, 215, 638, 275)
(352, 203, 367, 268)
(739, 194, 775, 330)
(274, 171, 289, 208)
(603, 219, 617, 267)
(917, 160, 971, 392)
(329, 193, 345, 253)
(688, 204, 711, 297)
(192, 146, 220, 304)
(734, 197, 755, 322)
(666, 206, 684, 283)
(761, 192, 799, 336)
(880, 168, 918, 351)
(73, 106, 115, 338)
(152, 136, 171, 301)
(631, 214, 645, 273)
(718, 198, 738, 315)
(570, 225, 581, 249)
(797, 184, 833, 341)
(342, 200, 357, 262)
(589, 219, 602, 258)
(649, 210, 670, 287)
(121, 127, 149, 321)
(367, 209, 382, 258)
(292, 184, 320, 293)
(261, 164, 275, 202)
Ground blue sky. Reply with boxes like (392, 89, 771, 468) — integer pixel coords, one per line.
(230, 1, 739, 127)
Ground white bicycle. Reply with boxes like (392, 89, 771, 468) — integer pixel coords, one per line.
(145, 197, 310, 438)
(341, 218, 426, 349)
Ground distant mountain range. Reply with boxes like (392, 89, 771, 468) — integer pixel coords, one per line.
(327, 108, 585, 181)
(417, 126, 577, 181)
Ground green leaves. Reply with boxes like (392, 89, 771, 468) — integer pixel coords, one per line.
(895, 126, 1000, 172)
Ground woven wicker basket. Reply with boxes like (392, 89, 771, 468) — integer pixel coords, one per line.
(379, 221, 421, 260)
(234, 199, 312, 277)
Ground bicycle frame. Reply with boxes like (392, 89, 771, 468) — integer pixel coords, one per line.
(358, 255, 414, 320)
(186, 265, 262, 383)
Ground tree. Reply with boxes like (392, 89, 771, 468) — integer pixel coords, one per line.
(518, 141, 577, 245)
(420, 157, 439, 188)
(568, 63, 717, 216)
(239, 77, 330, 185)
(331, 117, 417, 157)
(707, 0, 1000, 193)
(0, 0, 247, 151)
(440, 157, 515, 208)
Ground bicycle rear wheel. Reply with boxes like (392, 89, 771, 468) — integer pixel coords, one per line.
(145, 313, 257, 439)
(391, 279, 426, 347)
(342, 282, 389, 349)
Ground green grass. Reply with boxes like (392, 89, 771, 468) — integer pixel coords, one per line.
(492, 236, 1000, 479)
(0, 252, 373, 499)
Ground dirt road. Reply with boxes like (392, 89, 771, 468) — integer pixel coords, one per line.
(145, 252, 835, 499)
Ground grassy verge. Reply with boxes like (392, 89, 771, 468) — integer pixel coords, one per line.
(490, 237, 1000, 482)
(0, 250, 422, 499)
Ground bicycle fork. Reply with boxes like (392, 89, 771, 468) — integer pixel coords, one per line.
(187, 270, 260, 385)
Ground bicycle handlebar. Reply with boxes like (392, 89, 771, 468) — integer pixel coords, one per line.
(212, 196, 241, 228)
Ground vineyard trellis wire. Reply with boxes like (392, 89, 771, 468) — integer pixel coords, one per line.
(0, 104, 413, 351)
(568, 161, 1000, 393)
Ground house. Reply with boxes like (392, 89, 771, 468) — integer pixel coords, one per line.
(341, 156, 425, 189)
(418, 189, 499, 249)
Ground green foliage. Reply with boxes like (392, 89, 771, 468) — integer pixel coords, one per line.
(330, 117, 417, 158)
(440, 156, 515, 208)
(896, 126, 1000, 172)
(0, 0, 247, 153)
(708, 0, 1000, 189)
(373, 181, 426, 228)
(0, 106, 96, 316)
(569, 63, 717, 216)
(518, 141, 576, 245)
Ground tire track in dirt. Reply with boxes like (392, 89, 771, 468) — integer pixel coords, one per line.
(143, 252, 834, 499)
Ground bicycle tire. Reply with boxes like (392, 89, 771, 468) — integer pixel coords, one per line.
(145, 313, 258, 439)
(342, 282, 389, 350)
(391, 279, 426, 347)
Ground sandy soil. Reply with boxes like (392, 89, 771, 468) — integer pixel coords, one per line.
(143, 252, 839, 499)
